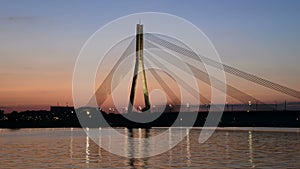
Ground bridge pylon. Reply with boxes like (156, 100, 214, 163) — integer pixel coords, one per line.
(128, 24, 150, 113)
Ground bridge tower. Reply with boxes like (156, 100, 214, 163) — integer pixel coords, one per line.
(128, 24, 150, 113)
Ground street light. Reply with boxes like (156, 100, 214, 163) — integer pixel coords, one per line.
(169, 104, 173, 112)
(152, 105, 156, 113)
(248, 101, 252, 112)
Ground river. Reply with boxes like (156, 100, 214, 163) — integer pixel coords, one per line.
(0, 128, 299, 168)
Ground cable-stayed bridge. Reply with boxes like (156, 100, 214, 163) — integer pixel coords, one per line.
(92, 24, 300, 114)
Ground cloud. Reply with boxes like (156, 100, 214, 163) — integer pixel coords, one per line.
(7, 16, 33, 21)
(0, 16, 35, 23)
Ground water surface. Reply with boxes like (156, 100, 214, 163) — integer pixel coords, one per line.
(0, 128, 299, 168)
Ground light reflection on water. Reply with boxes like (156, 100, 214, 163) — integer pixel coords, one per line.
(0, 128, 299, 168)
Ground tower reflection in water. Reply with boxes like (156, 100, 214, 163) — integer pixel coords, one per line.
(69, 128, 192, 168)
(126, 128, 150, 168)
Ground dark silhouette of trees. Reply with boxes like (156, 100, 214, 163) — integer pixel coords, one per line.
(8, 111, 19, 122)
(0, 109, 4, 119)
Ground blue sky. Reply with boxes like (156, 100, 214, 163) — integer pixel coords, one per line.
(0, 0, 299, 110)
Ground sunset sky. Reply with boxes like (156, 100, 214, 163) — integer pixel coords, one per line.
(1, 0, 300, 112)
